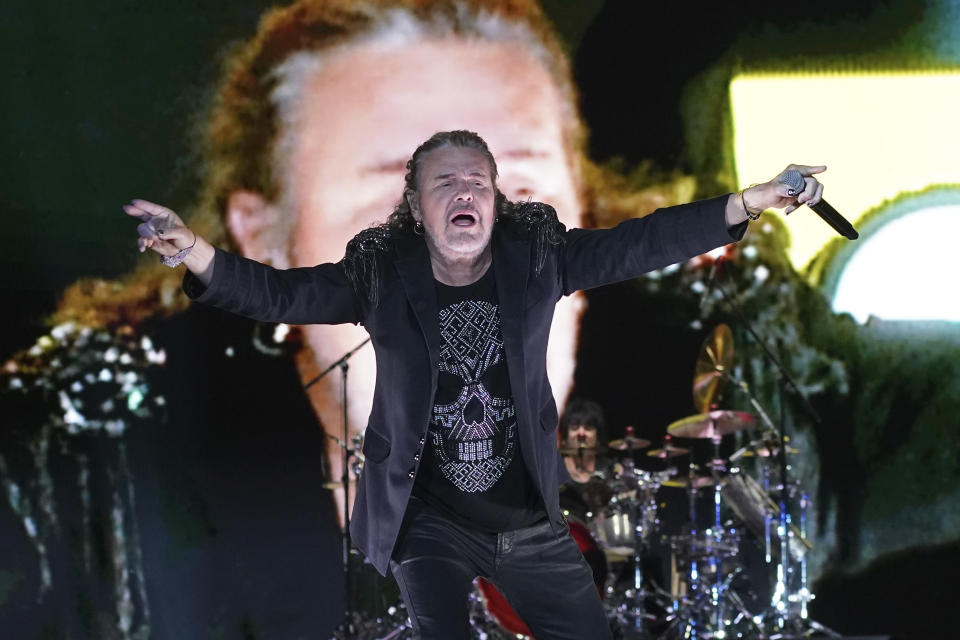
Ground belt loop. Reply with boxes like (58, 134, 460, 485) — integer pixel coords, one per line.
(499, 530, 514, 558)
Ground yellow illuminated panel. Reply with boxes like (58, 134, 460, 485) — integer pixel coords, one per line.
(730, 72, 960, 270)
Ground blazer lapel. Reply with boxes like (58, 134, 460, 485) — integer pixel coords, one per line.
(394, 236, 441, 372)
(492, 225, 530, 365)
(492, 226, 539, 479)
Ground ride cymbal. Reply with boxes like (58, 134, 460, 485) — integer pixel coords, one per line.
(667, 410, 757, 439)
(608, 436, 651, 451)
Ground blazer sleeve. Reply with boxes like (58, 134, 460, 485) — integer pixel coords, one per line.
(560, 194, 746, 295)
(182, 248, 363, 326)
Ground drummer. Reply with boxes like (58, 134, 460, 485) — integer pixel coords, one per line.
(559, 397, 608, 481)
(557, 398, 615, 522)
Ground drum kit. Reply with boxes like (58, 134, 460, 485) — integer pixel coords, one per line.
(331, 326, 838, 639)
(466, 324, 838, 640)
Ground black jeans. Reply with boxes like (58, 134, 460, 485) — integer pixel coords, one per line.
(389, 497, 612, 639)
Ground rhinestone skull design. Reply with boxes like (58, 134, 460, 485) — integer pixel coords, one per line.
(431, 299, 516, 493)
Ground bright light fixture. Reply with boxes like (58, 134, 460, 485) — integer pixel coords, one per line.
(832, 203, 960, 323)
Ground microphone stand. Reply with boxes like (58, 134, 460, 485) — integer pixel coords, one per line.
(576, 433, 587, 473)
(304, 338, 371, 638)
(710, 264, 839, 638)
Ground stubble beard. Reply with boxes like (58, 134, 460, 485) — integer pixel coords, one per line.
(427, 223, 493, 267)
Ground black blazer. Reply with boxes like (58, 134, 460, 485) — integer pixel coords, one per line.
(186, 195, 742, 575)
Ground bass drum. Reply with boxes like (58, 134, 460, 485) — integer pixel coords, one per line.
(475, 520, 606, 637)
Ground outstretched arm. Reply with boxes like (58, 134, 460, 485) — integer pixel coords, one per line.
(725, 163, 827, 226)
(561, 163, 828, 293)
(123, 198, 360, 326)
(123, 199, 217, 286)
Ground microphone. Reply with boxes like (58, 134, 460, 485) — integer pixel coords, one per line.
(779, 169, 859, 240)
(699, 256, 723, 313)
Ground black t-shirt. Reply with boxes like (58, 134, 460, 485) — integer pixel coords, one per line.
(412, 266, 545, 532)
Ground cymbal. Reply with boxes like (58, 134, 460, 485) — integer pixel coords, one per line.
(558, 445, 605, 456)
(608, 436, 651, 451)
(733, 434, 797, 458)
(662, 475, 716, 489)
(647, 445, 690, 459)
(693, 324, 734, 413)
(739, 446, 799, 458)
(667, 410, 756, 439)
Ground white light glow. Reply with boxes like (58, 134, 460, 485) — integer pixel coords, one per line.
(832, 205, 960, 323)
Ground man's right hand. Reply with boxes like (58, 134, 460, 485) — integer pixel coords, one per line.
(124, 199, 216, 285)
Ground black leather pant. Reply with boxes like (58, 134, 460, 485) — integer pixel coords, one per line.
(389, 497, 612, 639)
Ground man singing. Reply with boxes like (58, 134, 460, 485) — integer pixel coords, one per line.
(125, 130, 824, 639)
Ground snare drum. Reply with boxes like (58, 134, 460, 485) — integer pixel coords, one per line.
(590, 468, 665, 559)
(591, 500, 636, 558)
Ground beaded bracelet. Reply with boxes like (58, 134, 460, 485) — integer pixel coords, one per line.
(160, 231, 197, 268)
(739, 185, 764, 221)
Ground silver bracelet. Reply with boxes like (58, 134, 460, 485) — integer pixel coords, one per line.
(160, 232, 197, 267)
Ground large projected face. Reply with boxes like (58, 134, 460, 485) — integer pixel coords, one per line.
(278, 38, 581, 436)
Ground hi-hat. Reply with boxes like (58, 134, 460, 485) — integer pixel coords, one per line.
(693, 324, 734, 413)
(667, 410, 757, 439)
(647, 445, 690, 459)
(662, 475, 716, 489)
(608, 436, 651, 451)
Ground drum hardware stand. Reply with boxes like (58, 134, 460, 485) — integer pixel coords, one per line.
(761, 460, 773, 565)
(621, 435, 648, 638)
(660, 422, 758, 640)
(303, 338, 374, 639)
(708, 430, 731, 637)
(710, 268, 838, 639)
(601, 464, 676, 640)
(576, 433, 589, 472)
(723, 365, 832, 638)
(619, 465, 669, 639)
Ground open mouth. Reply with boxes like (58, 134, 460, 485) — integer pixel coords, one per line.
(450, 210, 478, 227)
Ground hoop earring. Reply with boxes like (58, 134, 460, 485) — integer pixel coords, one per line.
(414, 219, 424, 236)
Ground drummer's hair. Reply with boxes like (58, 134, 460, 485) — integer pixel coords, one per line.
(559, 397, 607, 444)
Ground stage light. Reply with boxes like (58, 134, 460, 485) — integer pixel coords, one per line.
(820, 189, 960, 323)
